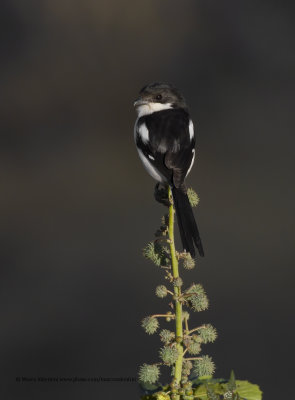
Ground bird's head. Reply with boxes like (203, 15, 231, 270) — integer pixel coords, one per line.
(134, 82, 187, 117)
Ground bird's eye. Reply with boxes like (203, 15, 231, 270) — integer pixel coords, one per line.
(155, 94, 162, 101)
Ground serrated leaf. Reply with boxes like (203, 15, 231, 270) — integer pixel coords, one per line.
(235, 380, 262, 400)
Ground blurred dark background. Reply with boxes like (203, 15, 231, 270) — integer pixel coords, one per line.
(1, 1, 294, 399)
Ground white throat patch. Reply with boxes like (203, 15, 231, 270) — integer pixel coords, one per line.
(136, 102, 172, 118)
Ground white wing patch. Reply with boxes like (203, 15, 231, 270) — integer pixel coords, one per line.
(186, 149, 195, 177)
(189, 120, 194, 141)
(137, 122, 149, 144)
(137, 148, 164, 183)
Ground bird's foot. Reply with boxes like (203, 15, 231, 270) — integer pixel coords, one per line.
(154, 183, 171, 207)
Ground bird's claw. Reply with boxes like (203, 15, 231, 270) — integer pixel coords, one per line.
(154, 183, 171, 207)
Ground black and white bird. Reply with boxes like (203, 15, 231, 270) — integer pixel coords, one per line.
(133, 82, 204, 258)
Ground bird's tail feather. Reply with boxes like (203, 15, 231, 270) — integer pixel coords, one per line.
(172, 186, 204, 258)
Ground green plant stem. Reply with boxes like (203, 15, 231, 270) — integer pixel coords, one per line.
(168, 186, 183, 386)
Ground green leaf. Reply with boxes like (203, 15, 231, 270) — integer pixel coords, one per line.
(206, 383, 220, 400)
(193, 383, 224, 399)
(156, 393, 170, 400)
(193, 375, 214, 383)
(227, 370, 236, 392)
(193, 383, 208, 399)
(235, 380, 263, 400)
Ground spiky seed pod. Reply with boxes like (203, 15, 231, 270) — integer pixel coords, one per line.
(160, 247, 170, 266)
(183, 336, 193, 348)
(182, 369, 190, 377)
(186, 283, 205, 296)
(141, 316, 159, 334)
(192, 294, 209, 311)
(159, 329, 175, 344)
(193, 355, 215, 377)
(199, 324, 218, 343)
(173, 277, 183, 287)
(142, 242, 161, 266)
(182, 253, 195, 270)
(143, 242, 169, 267)
(187, 341, 201, 355)
(192, 334, 202, 343)
(185, 284, 209, 312)
(138, 363, 160, 384)
(155, 285, 168, 298)
(187, 188, 200, 207)
(183, 360, 193, 371)
(159, 346, 179, 365)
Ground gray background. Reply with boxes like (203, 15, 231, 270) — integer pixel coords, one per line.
(1, 1, 294, 399)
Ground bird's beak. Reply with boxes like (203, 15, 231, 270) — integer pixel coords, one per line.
(134, 99, 149, 108)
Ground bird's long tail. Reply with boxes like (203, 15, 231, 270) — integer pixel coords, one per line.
(171, 186, 204, 258)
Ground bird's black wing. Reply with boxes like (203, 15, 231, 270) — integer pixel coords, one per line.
(137, 108, 195, 186)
